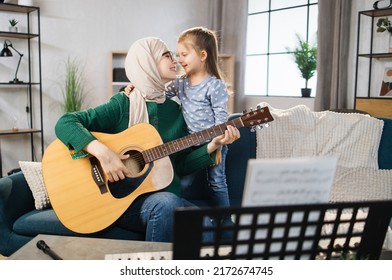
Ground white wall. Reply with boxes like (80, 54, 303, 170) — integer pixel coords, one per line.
(0, 0, 211, 174)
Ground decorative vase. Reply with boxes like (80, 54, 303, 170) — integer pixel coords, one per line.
(9, 26, 17, 32)
(301, 88, 311, 97)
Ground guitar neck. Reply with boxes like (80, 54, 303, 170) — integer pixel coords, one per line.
(143, 117, 244, 163)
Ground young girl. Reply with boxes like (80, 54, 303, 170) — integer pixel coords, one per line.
(166, 27, 231, 214)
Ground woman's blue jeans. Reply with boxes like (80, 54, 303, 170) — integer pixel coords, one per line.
(115, 191, 212, 242)
(207, 144, 230, 208)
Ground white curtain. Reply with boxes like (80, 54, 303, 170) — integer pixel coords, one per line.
(314, 0, 352, 111)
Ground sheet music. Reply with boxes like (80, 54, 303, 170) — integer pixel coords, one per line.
(241, 156, 337, 206)
(237, 156, 337, 258)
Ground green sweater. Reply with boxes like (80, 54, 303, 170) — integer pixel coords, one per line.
(55, 93, 215, 195)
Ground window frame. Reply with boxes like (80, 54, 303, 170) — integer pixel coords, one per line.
(245, 0, 318, 97)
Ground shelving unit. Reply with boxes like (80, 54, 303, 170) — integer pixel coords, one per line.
(108, 51, 235, 113)
(354, 8, 392, 118)
(108, 50, 130, 96)
(0, 3, 43, 177)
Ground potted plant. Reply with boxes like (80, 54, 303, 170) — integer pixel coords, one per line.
(8, 19, 18, 32)
(376, 17, 392, 33)
(287, 34, 317, 97)
(61, 57, 86, 112)
(376, 17, 392, 52)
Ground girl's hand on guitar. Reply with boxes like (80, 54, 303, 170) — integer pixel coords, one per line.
(207, 125, 240, 154)
(85, 140, 130, 182)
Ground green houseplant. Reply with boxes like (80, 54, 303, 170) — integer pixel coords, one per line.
(376, 17, 392, 52)
(8, 19, 18, 32)
(376, 17, 392, 34)
(61, 57, 86, 112)
(287, 34, 317, 97)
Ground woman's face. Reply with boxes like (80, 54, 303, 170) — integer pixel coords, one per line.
(157, 51, 177, 83)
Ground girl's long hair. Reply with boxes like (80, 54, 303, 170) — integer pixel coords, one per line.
(178, 27, 223, 80)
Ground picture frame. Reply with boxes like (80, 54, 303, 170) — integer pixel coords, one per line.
(379, 67, 392, 97)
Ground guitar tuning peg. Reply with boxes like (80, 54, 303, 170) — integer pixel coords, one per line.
(257, 125, 263, 130)
(264, 123, 270, 128)
(242, 109, 247, 114)
(250, 126, 256, 132)
(256, 105, 261, 110)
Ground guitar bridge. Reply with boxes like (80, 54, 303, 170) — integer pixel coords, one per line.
(89, 157, 108, 194)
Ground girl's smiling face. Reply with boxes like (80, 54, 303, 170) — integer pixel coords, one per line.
(177, 41, 206, 76)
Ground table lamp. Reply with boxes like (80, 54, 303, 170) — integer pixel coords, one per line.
(0, 39, 24, 83)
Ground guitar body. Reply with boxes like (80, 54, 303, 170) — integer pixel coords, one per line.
(42, 123, 173, 234)
(42, 106, 274, 234)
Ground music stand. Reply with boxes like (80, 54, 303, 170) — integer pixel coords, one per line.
(173, 200, 392, 260)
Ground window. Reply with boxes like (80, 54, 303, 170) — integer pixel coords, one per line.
(245, 0, 318, 96)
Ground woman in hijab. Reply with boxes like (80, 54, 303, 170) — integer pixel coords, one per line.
(55, 37, 240, 242)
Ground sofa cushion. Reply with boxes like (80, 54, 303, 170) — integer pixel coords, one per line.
(13, 208, 144, 241)
(330, 167, 392, 202)
(19, 161, 50, 210)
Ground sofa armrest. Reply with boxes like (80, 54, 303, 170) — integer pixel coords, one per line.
(0, 171, 35, 254)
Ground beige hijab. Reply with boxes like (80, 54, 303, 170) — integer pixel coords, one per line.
(125, 37, 168, 126)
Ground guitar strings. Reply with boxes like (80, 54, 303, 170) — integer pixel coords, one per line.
(122, 119, 241, 167)
(124, 153, 145, 174)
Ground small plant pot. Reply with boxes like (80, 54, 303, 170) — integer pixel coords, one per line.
(9, 26, 18, 32)
(301, 88, 311, 97)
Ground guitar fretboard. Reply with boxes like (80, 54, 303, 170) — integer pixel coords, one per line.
(142, 118, 243, 163)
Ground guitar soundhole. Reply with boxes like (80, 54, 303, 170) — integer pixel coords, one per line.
(123, 150, 146, 176)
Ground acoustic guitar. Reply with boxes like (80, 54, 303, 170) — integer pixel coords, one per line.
(42, 106, 273, 234)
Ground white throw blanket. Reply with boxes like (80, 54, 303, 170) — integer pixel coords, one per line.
(256, 103, 383, 170)
(255, 102, 392, 250)
(256, 103, 392, 202)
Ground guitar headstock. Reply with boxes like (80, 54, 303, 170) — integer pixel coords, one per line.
(241, 105, 274, 131)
